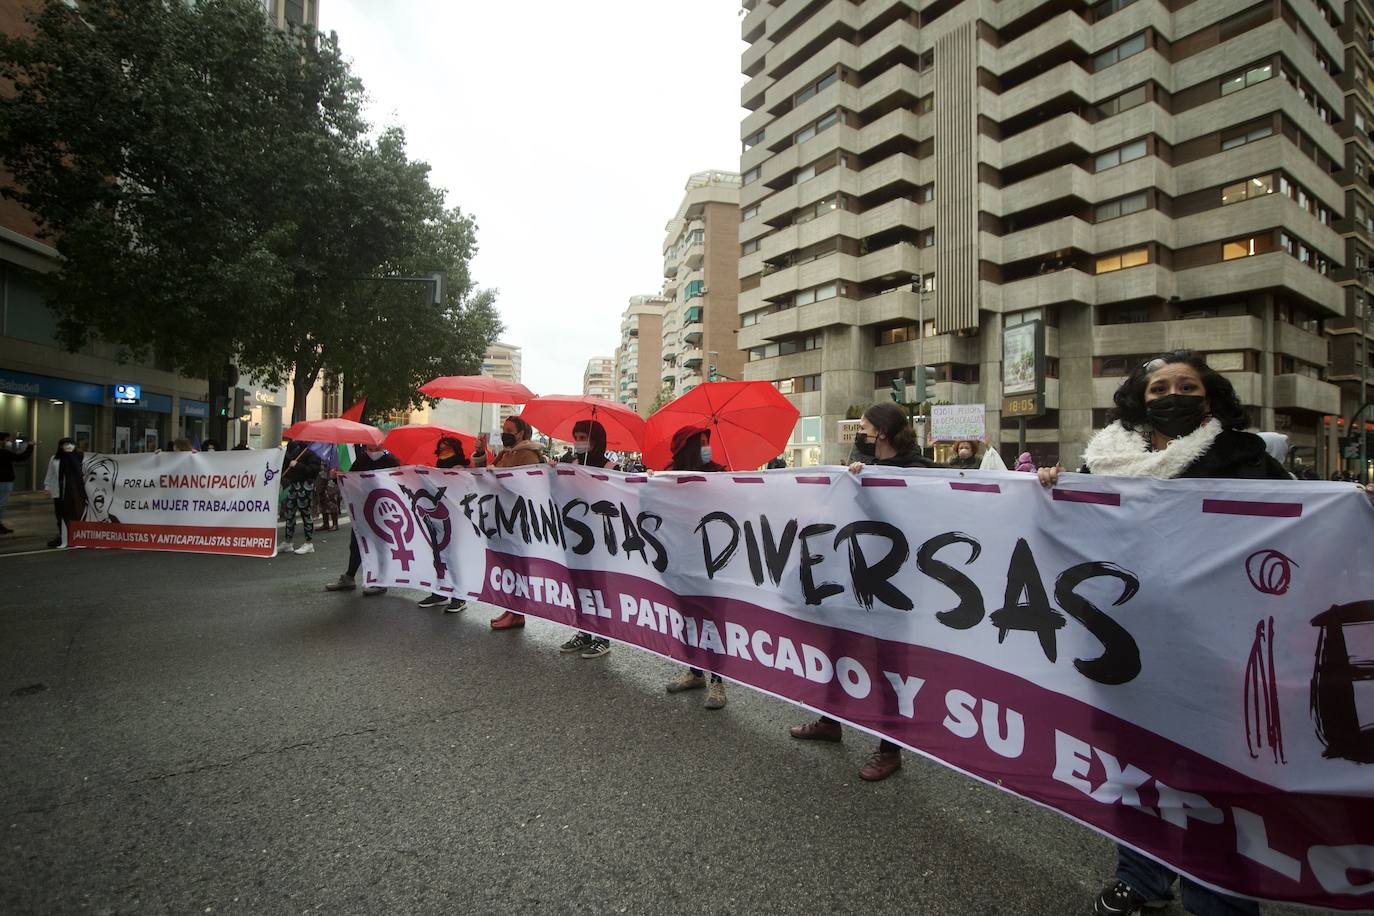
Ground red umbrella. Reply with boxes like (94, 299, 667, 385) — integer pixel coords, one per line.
(643, 381, 799, 471)
(283, 417, 384, 446)
(519, 395, 645, 451)
(381, 424, 479, 467)
(419, 375, 535, 403)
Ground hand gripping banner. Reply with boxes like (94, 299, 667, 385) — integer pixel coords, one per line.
(67, 448, 285, 557)
(339, 463, 1374, 909)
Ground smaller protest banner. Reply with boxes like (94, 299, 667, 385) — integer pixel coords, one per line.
(930, 403, 986, 441)
(66, 448, 285, 557)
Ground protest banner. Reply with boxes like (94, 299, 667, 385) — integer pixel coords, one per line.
(339, 463, 1374, 909)
(67, 448, 284, 557)
(930, 404, 986, 441)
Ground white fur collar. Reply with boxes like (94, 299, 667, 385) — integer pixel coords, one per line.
(1082, 418, 1222, 479)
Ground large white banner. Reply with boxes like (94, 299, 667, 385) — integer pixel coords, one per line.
(68, 448, 284, 557)
(339, 463, 1374, 909)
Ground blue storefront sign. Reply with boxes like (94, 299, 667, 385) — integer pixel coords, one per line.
(0, 368, 105, 405)
(180, 399, 208, 418)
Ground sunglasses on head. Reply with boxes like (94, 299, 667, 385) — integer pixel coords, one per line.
(1141, 349, 1191, 373)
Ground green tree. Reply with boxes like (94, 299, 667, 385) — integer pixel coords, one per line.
(648, 385, 675, 414)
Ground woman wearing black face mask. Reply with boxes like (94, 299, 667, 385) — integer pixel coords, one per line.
(43, 437, 85, 548)
(557, 420, 618, 659)
(1037, 350, 1284, 916)
(662, 424, 731, 710)
(791, 401, 937, 782)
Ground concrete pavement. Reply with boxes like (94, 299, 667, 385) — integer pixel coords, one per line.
(0, 535, 1307, 915)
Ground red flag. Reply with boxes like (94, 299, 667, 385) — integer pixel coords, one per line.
(340, 399, 366, 422)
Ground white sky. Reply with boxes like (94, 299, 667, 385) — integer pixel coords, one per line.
(319, 1, 747, 397)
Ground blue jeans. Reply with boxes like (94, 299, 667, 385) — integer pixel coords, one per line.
(1116, 845, 1259, 915)
(0, 481, 11, 526)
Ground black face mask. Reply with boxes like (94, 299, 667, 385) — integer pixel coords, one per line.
(1145, 394, 1207, 437)
(500, 432, 517, 448)
(854, 432, 876, 457)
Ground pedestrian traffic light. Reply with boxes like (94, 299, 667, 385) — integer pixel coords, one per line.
(214, 395, 228, 418)
(233, 388, 251, 420)
(915, 365, 938, 403)
(709, 364, 718, 382)
(889, 376, 905, 403)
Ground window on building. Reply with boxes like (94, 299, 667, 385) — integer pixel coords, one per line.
(1096, 248, 1150, 273)
(1096, 85, 1148, 119)
(917, 184, 935, 203)
(920, 273, 936, 292)
(877, 323, 920, 346)
(1093, 32, 1146, 70)
(1207, 351, 1246, 372)
(1093, 0, 1140, 17)
(1221, 62, 1273, 95)
(1220, 124, 1273, 150)
(1221, 174, 1274, 205)
(1095, 139, 1147, 171)
(1223, 236, 1271, 260)
(743, 128, 765, 151)
(795, 164, 816, 184)
(1095, 191, 1148, 221)
(743, 166, 760, 185)
(743, 204, 760, 221)
(742, 238, 760, 255)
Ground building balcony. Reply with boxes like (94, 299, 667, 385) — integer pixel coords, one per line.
(684, 240, 705, 271)
(1093, 315, 1262, 356)
(682, 322, 704, 345)
(1273, 373, 1341, 414)
(682, 348, 705, 369)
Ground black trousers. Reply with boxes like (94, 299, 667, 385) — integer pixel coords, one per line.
(346, 534, 362, 578)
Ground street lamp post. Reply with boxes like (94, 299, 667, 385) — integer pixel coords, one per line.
(1353, 269, 1372, 483)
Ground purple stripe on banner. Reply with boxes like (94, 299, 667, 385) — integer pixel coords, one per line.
(1202, 498, 1302, 518)
(414, 468, 431, 475)
(419, 581, 432, 588)
(1053, 489, 1121, 507)
(467, 591, 482, 598)
(439, 585, 454, 594)
(625, 476, 648, 483)
(556, 468, 576, 476)
(732, 476, 765, 483)
(359, 473, 375, 479)
(861, 477, 907, 487)
(950, 482, 1000, 493)
(676, 475, 706, 483)
(796, 476, 831, 485)
(526, 469, 543, 476)
(592, 473, 609, 481)
(395, 578, 410, 585)
(495, 472, 514, 478)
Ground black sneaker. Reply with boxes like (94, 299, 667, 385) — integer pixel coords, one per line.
(444, 599, 467, 614)
(560, 633, 594, 654)
(1093, 879, 1168, 916)
(417, 594, 448, 609)
(579, 639, 610, 659)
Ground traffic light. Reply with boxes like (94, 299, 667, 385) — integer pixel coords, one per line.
(709, 363, 718, 382)
(214, 395, 228, 418)
(889, 376, 905, 403)
(233, 388, 251, 420)
(915, 365, 938, 403)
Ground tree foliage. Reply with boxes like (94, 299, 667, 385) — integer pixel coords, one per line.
(0, 0, 501, 423)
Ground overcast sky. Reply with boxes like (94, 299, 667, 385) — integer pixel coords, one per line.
(319, 1, 746, 397)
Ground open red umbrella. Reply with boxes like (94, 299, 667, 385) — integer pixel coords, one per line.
(419, 375, 535, 403)
(643, 381, 799, 471)
(283, 417, 384, 446)
(520, 394, 645, 451)
(381, 424, 479, 467)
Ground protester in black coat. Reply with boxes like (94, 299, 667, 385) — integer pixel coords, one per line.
(279, 441, 323, 555)
(43, 437, 84, 548)
(417, 438, 471, 611)
(789, 401, 934, 782)
(0, 431, 34, 534)
(325, 445, 400, 596)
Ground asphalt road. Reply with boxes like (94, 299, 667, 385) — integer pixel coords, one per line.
(0, 532, 1310, 915)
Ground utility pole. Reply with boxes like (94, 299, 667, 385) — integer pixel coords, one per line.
(1354, 269, 1372, 482)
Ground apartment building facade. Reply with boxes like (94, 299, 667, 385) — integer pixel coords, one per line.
(614, 296, 666, 417)
(583, 357, 616, 400)
(660, 172, 745, 401)
(738, 0, 1353, 471)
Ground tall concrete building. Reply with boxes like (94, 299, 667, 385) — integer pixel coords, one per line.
(264, 0, 320, 30)
(583, 357, 615, 401)
(738, 0, 1353, 471)
(615, 296, 667, 417)
(660, 172, 744, 400)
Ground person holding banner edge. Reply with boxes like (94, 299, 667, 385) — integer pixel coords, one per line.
(557, 420, 618, 659)
(662, 424, 730, 710)
(324, 444, 399, 596)
(788, 401, 936, 781)
(1038, 351, 1285, 916)
(418, 437, 471, 612)
(489, 415, 544, 630)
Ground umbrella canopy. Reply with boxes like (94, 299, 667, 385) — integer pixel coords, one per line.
(419, 375, 535, 404)
(283, 417, 384, 446)
(519, 394, 645, 451)
(381, 424, 479, 467)
(643, 381, 800, 471)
